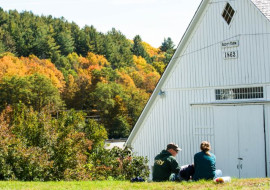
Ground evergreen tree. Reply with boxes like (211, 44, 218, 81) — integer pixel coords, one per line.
(55, 32, 74, 56)
(160, 37, 175, 52)
(132, 35, 151, 62)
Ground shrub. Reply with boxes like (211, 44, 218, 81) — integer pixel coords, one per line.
(87, 147, 150, 180)
(0, 105, 149, 181)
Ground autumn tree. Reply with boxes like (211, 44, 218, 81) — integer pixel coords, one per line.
(0, 74, 63, 112)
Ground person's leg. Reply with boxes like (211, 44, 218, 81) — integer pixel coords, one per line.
(214, 169, 222, 178)
(180, 164, 195, 181)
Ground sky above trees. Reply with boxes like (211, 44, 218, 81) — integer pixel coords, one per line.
(0, 0, 202, 47)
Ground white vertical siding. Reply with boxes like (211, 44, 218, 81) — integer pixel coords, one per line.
(130, 0, 270, 178)
(264, 104, 270, 176)
(166, 0, 270, 89)
(132, 89, 215, 166)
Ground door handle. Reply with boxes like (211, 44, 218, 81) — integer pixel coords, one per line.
(238, 158, 243, 160)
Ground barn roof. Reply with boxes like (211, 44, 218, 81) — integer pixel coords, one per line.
(251, 0, 270, 20)
(125, 0, 270, 147)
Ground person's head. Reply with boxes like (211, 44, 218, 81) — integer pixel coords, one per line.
(200, 141, 211, 156)
(166, 143, 181, 157)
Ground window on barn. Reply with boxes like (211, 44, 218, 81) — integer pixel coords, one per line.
(215, 87, 263, 100)
(222, 3, 235, 25)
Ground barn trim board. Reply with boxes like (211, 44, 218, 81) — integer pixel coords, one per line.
(126, 0, 270, 178)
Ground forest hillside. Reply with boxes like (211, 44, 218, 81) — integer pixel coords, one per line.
(0, 8, 175, 138)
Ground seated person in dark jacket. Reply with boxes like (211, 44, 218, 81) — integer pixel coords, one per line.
(152, 143, 181, 181)
(193, 141, 222, 181)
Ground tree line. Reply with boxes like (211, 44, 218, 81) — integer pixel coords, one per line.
(0, 7, 175, 138)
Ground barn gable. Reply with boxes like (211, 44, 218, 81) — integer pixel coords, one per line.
(126, 0, 270, 178)
(126, 0, 270, 147)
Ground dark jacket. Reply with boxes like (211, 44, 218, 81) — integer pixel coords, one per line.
(152, 150, 180, 181)
(193, 151, 216, 181)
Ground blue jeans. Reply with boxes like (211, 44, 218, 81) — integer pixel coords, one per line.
(170, 169, 222, 181)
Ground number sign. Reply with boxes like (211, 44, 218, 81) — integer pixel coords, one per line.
(223, 51, 238, 59)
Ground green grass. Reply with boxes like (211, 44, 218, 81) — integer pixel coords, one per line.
(0, 178, 269, 190)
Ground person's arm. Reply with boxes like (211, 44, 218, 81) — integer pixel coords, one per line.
(170, 158, 180, 173)
(194, 154, 198, 168)
(211, 154, 216, 171)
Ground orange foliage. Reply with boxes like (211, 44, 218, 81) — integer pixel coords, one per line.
(141, 42, 166, 62)
(0, 56, 27, 78)
(22, 55, 65, 91)
(79, 52, 110, 69)
(0, 55, 65, 91)
(117, 71, 135, 87)
(144, 72, 160, 92)
(77, 68, 92, 87)
(86, 52, 110, 67)
(130, 56, 160, 91)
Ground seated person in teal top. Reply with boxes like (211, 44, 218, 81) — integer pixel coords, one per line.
(193, 141, 222, 181)
(152, 143, 181, 181)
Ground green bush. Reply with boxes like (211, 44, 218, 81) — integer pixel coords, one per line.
(0, 105, 149, 181)
(87, 147, 150, 181)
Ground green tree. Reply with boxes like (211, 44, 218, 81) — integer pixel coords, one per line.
(132, 35, 151, 62)
(103, 28, 134, 68)
(0, 28, 16, 53)
(160, 37, 175, 52)
(92, 82, 131, 138)
(39, 35, 60, 59)
(83, 119, 108, 150)
(56, 32, 74, 56)
(0, 74, 63, 112)
(0, 40, 5, 53)
(83, 25, 103, 54)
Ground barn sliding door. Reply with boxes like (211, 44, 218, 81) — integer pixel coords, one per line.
(214, 105, 266, 178)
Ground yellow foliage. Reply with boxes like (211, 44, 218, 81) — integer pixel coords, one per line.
(79, 52, 110, 69)
(0, 55, 66, 91)
(144, 71, 160, 92)
(117, 71, 135, 88)
(0, 56, 26, 78)
(77, 68, 92, 86)
(133, 55, 155, 74)
(22, 55, 66, 91)
(133, 55, 147, 67)
(62, 74, 79, 101)
(86, 52, 110, 67)
(141, 41, 161, 57)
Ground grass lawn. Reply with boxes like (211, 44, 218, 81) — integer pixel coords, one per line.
(0, 178, 269, 190)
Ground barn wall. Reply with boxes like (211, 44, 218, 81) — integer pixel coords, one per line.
(264, 102, 270, 176)
(130, 0, 270, 176)
(166, 0, 270, 89)
(132, 89, 215, 167)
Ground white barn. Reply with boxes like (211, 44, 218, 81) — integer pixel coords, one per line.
(126, 0, 270, 178)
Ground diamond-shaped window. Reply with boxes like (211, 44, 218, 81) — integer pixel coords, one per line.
(222, 3, 235, 25)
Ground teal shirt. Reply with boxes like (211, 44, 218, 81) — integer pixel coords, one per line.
(193, 151, 216, 181)
(152, 150, 180, 181)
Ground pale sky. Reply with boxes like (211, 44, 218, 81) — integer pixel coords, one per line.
(0, 0, 202, 48)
